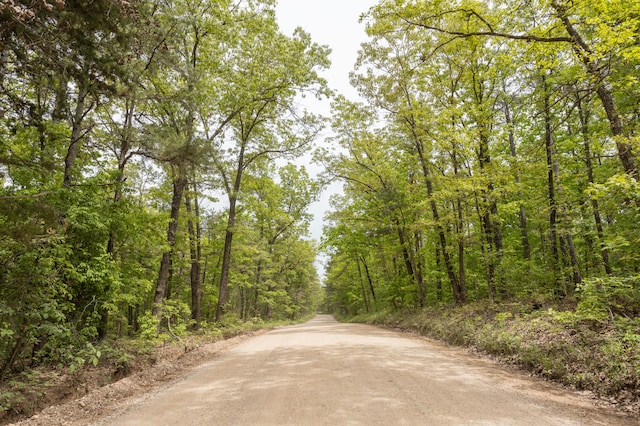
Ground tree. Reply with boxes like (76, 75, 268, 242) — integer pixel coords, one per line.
(324, 0, 640, 317)
(245, 165, 320, 317)
(370, 0, 640, 178)
(141, 0, 241, 326)
(212, 19, 329, 321)
(0, 0, 160, 372)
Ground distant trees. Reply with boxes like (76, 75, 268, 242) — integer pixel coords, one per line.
(323, 0, 640, 318)
(0, 0, 326, 378)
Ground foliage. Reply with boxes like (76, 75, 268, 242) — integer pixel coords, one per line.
(323, 0, 640, 333)
(0, 0, 327, 387)
(576, 276, 640, 321)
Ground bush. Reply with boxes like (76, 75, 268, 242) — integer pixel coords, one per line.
(576, 276, 640, 320)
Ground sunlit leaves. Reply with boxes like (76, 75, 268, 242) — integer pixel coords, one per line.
(325, 0, 640, 315)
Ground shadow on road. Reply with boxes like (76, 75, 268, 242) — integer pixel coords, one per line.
(100, 314, 635, 426)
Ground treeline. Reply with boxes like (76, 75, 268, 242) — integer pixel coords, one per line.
(0, 0, 326, 378)
(322, 0, 640, 319)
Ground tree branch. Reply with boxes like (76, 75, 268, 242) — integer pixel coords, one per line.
(395, 14, 572, 44)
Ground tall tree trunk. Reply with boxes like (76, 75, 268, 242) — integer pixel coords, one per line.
(413, 231, 427, 307)
(359, 254, 377, 304)
(356, 258, 371, 313)
(576, 93, 612, 275)
(435, 247, 443, 301)
(402, 87, 463, 303)
(216, 204, 236, 322)
(415, 140, 463, 303)
(152, 168, 188, 324)
(561, 228, 582, 288)
(474, 193, 494, 302)
(542, 77, 561, 295)
(63, 84, 90, 188)
(490, 194, 505, 295)
(185, 181, 202, 329)
(240, 286, 247, 321)
(395, 217, 416, 287)
(216, 145, 246, 322)
(478, 129, 505, 300)
(552, 146, 582, 290)
(253, 254, 264, 318)
(504, 101, 531, 260)
(451, 145, 466, 304)
(472, 74, 504, 300)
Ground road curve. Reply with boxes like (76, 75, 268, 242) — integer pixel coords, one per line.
(95, 315, 633, 425)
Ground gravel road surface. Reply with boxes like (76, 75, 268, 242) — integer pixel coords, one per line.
(94, 315, 635, 425)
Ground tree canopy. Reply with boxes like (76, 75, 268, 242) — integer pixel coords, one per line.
(0, 0, 327, 378)
(323, 0, 640, 319)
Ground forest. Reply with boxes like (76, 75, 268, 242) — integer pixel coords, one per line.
(323, 0, 640, 319)
(0, 0, 327, 382)
(1, 0, 640, 415)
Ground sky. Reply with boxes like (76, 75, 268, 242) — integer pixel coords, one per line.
(274, 0, 378, 250)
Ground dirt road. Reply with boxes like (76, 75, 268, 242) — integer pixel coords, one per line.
(94, 315, 634, 425)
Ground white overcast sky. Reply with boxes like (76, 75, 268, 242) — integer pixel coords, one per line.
(275, 0, 378, 248)
(276, 1, 377, 103)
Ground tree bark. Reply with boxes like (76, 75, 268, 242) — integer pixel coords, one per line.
(504, 100, 531, 260)
(356, 258, 371, 313)
(152, 168, 188, 324)
(413, 231, 427, 307)
(414, 136, 464, 303)
(478, 124, 505, 300)
(402, 86, 463, 303)
(216, 145, 246, 322)
(576, 93, 612, 275)
(395, 218, 416, 286)
(63, 84, 90, 188)
(435, 246, 443, 301)
(542, 78, 561, 295)
(359, 254, 377, 304)
(185, 182, 202, 328)
(216, 206, 236, 322)
(452, 149, 467, 304)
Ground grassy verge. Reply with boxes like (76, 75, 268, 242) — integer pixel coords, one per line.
(344, 302, 640, 415)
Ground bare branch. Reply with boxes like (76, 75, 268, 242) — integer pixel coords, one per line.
(395, 13, 572, 44)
